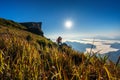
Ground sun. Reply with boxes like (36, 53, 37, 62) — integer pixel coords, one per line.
(65, 20, 73, 29)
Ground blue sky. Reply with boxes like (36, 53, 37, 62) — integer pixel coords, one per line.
(0, 0, 120, 40)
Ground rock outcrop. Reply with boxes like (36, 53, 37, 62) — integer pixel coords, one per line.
(20, 22, 44, 36)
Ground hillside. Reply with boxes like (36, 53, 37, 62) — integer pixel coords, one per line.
(0, 18, 43, 36)
(0, 18, 120, 80)
(0, 18, 26, 29)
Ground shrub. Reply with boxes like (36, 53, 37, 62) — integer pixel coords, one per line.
(26, 35, 33, 41)
(36, 39, 46, 50)
(0, 39, 6, 50)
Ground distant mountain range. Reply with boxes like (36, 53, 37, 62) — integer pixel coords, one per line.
(66, 41, 120, 63)
(104, 42, 120, 62)
(65, 41, 96, 52)
(104, 50, 120, 63)
(110, 42, 120, 49)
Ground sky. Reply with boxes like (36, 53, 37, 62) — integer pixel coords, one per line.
(0, 0, 120, 41)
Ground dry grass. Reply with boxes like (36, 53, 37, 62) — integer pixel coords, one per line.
(0, 27, 120, 80)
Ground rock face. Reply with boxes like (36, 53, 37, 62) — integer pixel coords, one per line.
(20, 22, 44, 36)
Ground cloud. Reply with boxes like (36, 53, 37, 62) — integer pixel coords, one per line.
(45, 32, 120, 43)
(83, 39, 120, 54)
(86, 43, 119, 54)
(65, 38, 120, 54)
(65, 41, 96, 52)
(46, 32, 120, 54)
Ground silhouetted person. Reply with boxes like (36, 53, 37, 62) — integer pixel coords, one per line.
(56, 36, 62, 46)
(56, 36, 62, 51)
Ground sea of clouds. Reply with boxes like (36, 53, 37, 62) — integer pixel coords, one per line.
(65, 39, 120, 54)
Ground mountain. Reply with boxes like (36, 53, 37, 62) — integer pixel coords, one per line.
(110, 42, 120, 49)
(0, 18, 120, 79)
(65, 41, 96, 52)
(0, 18, 26, 29)
(66, 41, 120, 63)
(0, 18, 54, 53)
(0, 18, 44, 36)
(104, 42, 120, 62)
(104, 50, 120, 63)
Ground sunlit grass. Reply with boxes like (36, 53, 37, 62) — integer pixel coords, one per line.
(0, 27, 120, 79)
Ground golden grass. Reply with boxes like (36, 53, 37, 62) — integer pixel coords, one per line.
(0, 27, 120, 80)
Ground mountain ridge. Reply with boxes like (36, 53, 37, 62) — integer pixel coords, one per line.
(66, 41, 120, 62)
(0, 18, 44, 36)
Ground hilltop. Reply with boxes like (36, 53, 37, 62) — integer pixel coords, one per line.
(0, 18, 43, 36)
(0, 18, 120, 80)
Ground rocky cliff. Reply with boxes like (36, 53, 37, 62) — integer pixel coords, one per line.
(20, 22, 44, 36)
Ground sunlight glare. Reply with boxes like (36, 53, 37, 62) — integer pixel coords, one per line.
(65, 20, 73, 29)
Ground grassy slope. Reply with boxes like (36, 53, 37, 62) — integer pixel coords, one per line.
(0, 18, 120, 80)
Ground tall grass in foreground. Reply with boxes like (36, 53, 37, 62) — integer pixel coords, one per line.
(0, 35, 120, 80)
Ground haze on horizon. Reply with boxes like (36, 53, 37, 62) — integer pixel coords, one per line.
(0, 0, 120, 41)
